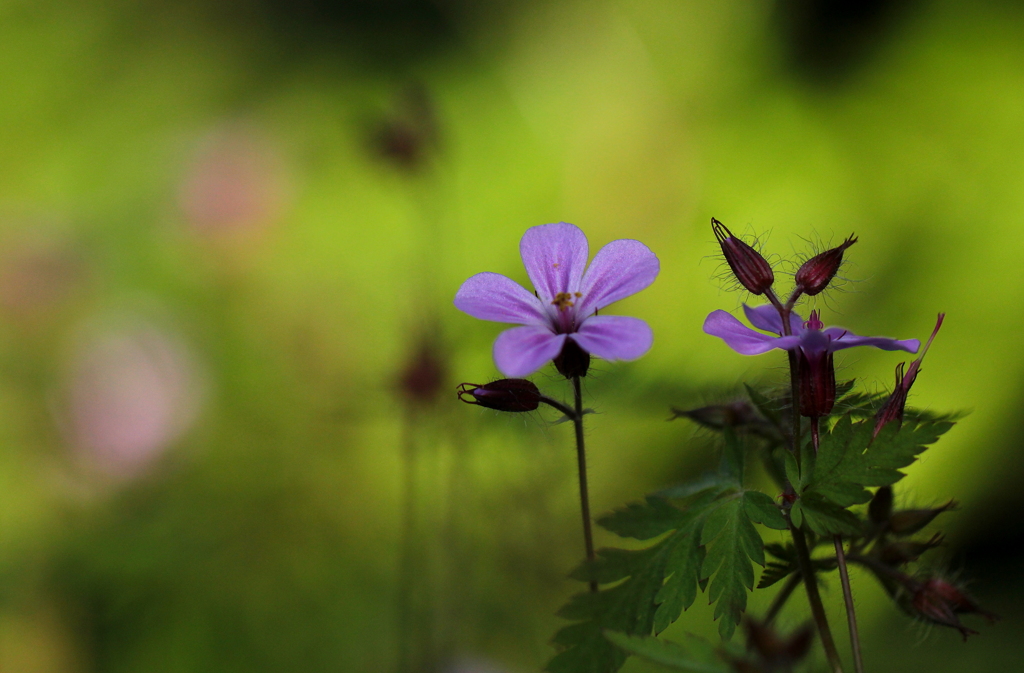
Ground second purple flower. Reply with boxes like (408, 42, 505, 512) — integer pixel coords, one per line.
(455, 222, 659, 377)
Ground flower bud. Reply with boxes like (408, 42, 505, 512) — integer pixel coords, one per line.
(794, 235, 857, 296)
(711, 218, 775, 295)
(868, 485, 894, 526)
(669, 400, 782, 442)
(911, 577, 997, 640)
(879, 533, 943, 566)
(741, 619, 813, 669)
(888, 500, 956, 536)
(457, 379, 541, 412)
(873, 313, 944, 440)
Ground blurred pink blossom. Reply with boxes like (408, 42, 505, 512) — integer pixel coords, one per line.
(178, 126, 291, 238)
(62, 319, 204, 479)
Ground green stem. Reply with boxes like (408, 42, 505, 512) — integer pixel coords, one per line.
(572, 376, 597, 593)
(834, 535, 864, 673)
(790, 522, 844, 673)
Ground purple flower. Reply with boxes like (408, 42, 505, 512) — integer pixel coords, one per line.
(454, 222, 659, 377)
(703, 304, 920, 358)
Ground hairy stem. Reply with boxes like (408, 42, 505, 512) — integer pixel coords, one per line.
(572, 375, 598, 593)
(764, 572, 802, 625)
(790, 522, 844, 673)
(768, 290, 843, 672)
(834, 535, 864, 673)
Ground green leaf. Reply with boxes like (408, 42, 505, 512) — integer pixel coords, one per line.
(550, 490, 727, 673)
(792, 494, 862, 536)
(742, 491, 788, 530)
(699, 497, 764, 640)
(603, 632, 730, 673)
(757, 561, 795, 589)
(802, 415, 954, 508)
(653, 529, 705, 634)
(598, 497, 692, 541)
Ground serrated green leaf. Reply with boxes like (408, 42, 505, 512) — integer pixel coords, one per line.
(757, 561, 796, 589)
(603, 632, 730, 673)
(653, 532, 705, 634)
(550, 493, 727, 673)
(802, 415, 954, 508)
(656, 474, 737, 500)
(742, 491, 788, 530)
(699, 497, 763, 640)
(796, 493, 862, 536)
(598, 497, 692, 540)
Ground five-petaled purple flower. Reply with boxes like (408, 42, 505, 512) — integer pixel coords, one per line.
(703, 304, 920, 358)
(454, 222, 660, 377)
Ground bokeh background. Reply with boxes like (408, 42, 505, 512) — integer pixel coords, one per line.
(0, 0, 1022, 671)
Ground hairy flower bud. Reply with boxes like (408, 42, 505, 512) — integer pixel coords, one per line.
(879, 533, 944, 566)
(911, 577, 998, 640)
(794, 235, 857, 296)
(740, 619, 814, 670)
(711, 218, 774, 295)
(888, 500, 956, 536)
(457, 379, 541, 412)
(874, 313, 945, 440)
(669, 400, 782, 442)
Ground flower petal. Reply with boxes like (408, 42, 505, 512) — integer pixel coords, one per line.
(576, 239, 660, 318)
(493, 325, 566, 377)
(454, 272, 549, 325)
(704, 310, 799, 355)
(573, 315, 653, 361)
(824, 328, 920, 354)
(743, 304, 803, 336)
(519, 222, 589, 302)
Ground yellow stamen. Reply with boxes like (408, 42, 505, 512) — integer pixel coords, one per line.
(551, 292, 575, 311)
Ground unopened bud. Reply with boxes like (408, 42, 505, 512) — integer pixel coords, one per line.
(712, 218, 774, 295)
(912, 577, 998, 640)
(457, 379, 541, 412)
(874, 313, 945, 440)
(869, 486, 894, 526)
(669, 400, 781, 442)
(794, 235, 857, 296)
(879, 533, 943, 566)
(889, 500, 956, 536)
(742, 619, 813, 669)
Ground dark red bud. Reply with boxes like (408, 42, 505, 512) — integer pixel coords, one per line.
(888, 501, 956, 536)
(398, 338, 448, 406)
(712, 218, 775, 295)
(457, 379, 541, 412)
(794, 234, 857, 296)
(798, 349, 835, 419)
(554, 339, 591, 378)
(869, 485, 894, 525)
(879, 533, 944, 566)
(669, 400, 781, 442)
(912, 578, 998, 640)
(743, 619, 814, 667)
(873, 313, 945, 440)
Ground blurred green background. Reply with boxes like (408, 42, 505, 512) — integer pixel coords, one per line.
(0, 0, 1022, 671)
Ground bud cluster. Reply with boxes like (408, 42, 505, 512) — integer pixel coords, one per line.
(712, 218, 856, 304)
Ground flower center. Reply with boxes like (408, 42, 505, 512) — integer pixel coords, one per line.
(803, 309, 824, 331)
(551, 291, 581, 312)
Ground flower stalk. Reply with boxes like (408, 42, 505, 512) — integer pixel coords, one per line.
(571, 375, 598, 593)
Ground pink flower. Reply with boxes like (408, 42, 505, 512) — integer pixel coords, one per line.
(454, 222, 659, 377)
